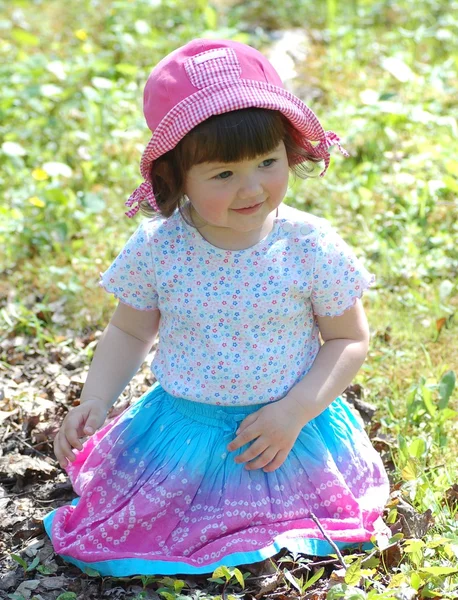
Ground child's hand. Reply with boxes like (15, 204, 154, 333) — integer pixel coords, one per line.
(53, 399, 108, 469)
(227, 396, 310, 472)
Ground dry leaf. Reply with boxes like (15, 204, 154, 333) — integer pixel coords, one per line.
(436, 317, 446, 332)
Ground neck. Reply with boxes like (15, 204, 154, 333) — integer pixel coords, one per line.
(187, 203, 278, 251)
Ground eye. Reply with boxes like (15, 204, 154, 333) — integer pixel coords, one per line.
(260, 158, 277, 168)
(214, 170, 232, 180)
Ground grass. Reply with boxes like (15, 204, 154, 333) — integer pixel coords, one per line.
(1, 0, 457, 597)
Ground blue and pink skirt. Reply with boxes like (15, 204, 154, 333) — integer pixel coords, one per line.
(44, 383, 389, 576)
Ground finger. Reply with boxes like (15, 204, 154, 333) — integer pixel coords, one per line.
(83, 411, 104, 436)
(57, 431, 78, 465)
(54, 437, 69, 469)
(66, 427, 83, 451)
(245, 447, 278, 471)
(235, 438, 269, 464)
(53, 433, 65, 466)
(235, 412, 258, 436)
(262, 449, 290, 473)
(227, 424, 261, 452)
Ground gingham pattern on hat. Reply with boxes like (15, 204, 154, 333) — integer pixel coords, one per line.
(125, 40, 349, 217)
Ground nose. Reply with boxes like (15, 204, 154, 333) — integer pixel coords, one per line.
(237, 173, 263, 200)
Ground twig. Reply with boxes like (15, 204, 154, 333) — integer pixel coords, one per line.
(361, 547, 379, 566)
(310, 511, 347, 570)
(291, 558, 340, 572)
(1, 489, 37, 498)
(1, 423, 11, 443)
(12, 434, 50, 460)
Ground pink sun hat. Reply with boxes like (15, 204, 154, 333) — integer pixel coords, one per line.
(125, 38, 349, 217)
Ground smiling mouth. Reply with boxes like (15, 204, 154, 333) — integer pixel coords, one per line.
(232, 202, 263, 212)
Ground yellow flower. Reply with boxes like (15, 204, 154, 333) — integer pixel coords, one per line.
(32, 168, 48, 181)
(75, 29, 88, 41)
(29, 196, 45, 207)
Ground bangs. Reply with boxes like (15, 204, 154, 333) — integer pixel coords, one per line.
(179, 109, 286, 168)
(146, 107, 321, 219)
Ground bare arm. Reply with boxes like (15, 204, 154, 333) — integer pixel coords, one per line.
(54, 302, 160, 467)
(227, 299, 370, 472)
(80, 301, 161, 409)
(284, 298, 370, 419)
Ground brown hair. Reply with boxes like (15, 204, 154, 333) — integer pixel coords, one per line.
(140, 108, 322, 218)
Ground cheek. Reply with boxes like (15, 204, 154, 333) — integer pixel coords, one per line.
(271, 172, 289, 198)
(191, 191, 229, 222)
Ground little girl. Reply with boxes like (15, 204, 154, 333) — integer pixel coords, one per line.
(45, 38, 390, 576)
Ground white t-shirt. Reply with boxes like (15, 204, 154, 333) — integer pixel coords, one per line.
(100, 205, 374, 405)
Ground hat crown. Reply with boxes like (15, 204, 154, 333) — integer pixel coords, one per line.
(143, 39, 284, 132)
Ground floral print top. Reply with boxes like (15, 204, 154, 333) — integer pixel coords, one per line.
(99, 205, 374, 405)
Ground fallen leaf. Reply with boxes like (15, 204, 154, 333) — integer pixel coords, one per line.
(38, 575, 68, 590)
(436, 317, 446, 332)
(15, 579, 40, 600)
(0, 454, 56, 479)
(443, 484, 458, 511)
(392, 499, 434, 539)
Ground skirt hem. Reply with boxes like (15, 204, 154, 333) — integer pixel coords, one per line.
(43, 506, 373, 576)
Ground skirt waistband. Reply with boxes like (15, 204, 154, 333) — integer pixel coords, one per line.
(149, 382, 270, 432)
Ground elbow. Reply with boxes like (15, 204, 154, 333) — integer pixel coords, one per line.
(358, 328, 370, 362)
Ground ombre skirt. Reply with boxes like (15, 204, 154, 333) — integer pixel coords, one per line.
(44, 382, 389, 576)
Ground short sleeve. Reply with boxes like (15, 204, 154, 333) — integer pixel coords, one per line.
(311, 220, 375, 317)
(99, 221, 158, 311)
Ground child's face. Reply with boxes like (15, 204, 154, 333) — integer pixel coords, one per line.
(184, 141, 289, 242)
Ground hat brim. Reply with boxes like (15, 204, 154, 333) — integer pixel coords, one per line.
(139, 80, 328, 180)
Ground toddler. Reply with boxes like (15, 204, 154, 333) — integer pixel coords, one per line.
(45, 38, 389, 576)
